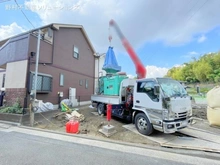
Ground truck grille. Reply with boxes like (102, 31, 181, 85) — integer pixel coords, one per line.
(175, 112, 187, 119)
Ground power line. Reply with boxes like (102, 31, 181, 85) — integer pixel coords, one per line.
(14, 0, 35, 29)
(171, 0, 209, 43)
(186, 0, 209, 24)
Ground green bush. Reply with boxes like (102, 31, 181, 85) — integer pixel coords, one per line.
(0, 98, 23, 114)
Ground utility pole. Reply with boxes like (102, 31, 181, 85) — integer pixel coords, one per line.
(30, 29, 41, 127)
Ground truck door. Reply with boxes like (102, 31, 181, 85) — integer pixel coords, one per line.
(134, 81, 162, 110)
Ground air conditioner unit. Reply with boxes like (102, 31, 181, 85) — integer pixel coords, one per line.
(69, 87, 78, 107)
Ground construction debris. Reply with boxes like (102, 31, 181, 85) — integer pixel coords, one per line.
(80, 129, 89, 134)
(53, 110, 85, 122)
(65, 111, 85, 122)
(89, 105, 94, 109)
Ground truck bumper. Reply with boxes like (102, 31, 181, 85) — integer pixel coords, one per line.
(162, 117, 192, 134)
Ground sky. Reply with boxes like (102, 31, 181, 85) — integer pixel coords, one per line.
(1, 0, 220, 78)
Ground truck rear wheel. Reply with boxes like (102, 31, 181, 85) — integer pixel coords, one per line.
(135, 113, 153, 136)
(97, 103, 105, 115)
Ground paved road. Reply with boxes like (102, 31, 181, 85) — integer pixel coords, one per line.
(0, 125, 219, 165)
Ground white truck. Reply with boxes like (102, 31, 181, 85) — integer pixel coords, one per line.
(91, 19, 192, 136)
(91, 77, 192, 135)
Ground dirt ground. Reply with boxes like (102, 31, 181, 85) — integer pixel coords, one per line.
(191, 101, 207, 120)
(34, 102, 208, 146)
(34, 106, 158, 146)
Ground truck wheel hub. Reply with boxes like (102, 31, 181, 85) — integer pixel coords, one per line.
(138, 118, 147, 130)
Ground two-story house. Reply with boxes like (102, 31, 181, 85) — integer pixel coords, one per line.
(0, 23, 96, 109)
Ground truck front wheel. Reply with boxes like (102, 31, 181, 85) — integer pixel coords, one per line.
(135, 113, 153, 136)
(97, 103, 105, 115)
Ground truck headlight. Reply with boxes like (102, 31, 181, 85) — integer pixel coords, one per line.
(163, 110, 169, 120)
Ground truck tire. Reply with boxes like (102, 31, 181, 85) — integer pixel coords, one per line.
(97, 103, 105, 115)
(135, 113, 153, 136)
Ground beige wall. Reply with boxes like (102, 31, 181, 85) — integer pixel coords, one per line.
(5, 60, 28, 88)
(94, 55, 106, 94)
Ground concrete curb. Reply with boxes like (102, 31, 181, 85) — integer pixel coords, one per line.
(12, 125, 220, 161)
(0, 120, 220, 160)
(18, 125, 158, 149)
(0, 120, 21, 126)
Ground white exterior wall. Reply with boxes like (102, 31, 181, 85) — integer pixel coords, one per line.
(94, 55, 106, 94)
(5, 60, 28, 88)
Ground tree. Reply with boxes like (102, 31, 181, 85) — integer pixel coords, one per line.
(192, 56, 212, 82)
(166, 52, 220, 83)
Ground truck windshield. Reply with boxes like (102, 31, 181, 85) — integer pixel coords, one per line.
(157, 78, 187, 97)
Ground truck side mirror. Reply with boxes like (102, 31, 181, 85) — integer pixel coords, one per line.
(154, 85, 160, 95)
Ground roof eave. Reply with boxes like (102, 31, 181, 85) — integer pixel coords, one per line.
(0, 23, 96, 54)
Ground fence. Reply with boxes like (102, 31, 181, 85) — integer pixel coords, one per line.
(186, 83, 217, 95)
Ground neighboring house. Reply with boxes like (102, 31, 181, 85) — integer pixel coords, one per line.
(94, 53, 106, 94)
(0, 23, 96, 108)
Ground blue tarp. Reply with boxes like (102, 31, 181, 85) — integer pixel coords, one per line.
(102, 47, 121, 73)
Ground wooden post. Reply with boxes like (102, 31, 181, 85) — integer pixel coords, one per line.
(29, 103, 34, 127)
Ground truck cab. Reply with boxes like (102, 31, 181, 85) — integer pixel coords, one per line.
(133, 77, 192, 135)
(91, 77, 192, 136)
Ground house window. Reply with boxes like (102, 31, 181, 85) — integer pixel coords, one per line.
(79, 80, 83, 86)
(30, 72, 52, 93)
(2, 74, 5, 88)
(85, 79, 88, 89)
(60, 74, 64, 86)
(73, 46, 79, 59)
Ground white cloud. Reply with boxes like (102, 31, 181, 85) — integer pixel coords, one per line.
(197, 35, 206, 43)
(189, 51, 199, 55)
(208, 52, 214, 54)
(173, 64, 182, 68)
(127, 74, 135, 79)
(146, 65, 169, 78)
(24, 0, 220, 52)
(182, 51, 199, 58)
(0, 23, 26, 40)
